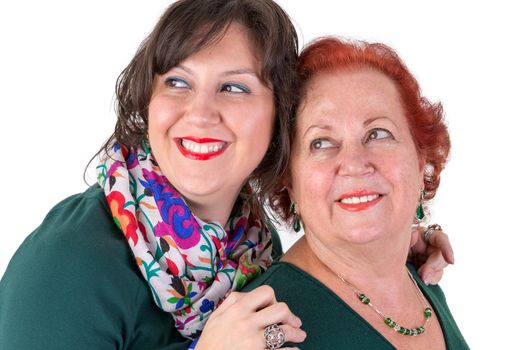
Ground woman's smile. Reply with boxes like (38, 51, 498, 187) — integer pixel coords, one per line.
(175, 136, 230, 160)
(336, 191, 383, 212)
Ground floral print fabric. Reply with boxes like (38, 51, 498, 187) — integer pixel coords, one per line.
(97, 143, 273, 339)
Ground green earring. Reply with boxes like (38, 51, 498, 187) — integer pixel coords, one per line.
(416, 191, 426, 220)
(291, 203, 301, 232)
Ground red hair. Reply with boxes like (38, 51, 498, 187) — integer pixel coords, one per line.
(270, 37, 450, 223)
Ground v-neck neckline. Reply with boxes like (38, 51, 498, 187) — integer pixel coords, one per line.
(273, 261, 451, 349)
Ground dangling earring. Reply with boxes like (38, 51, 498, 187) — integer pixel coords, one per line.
(416, 190, 426, 221)
(291, 202, 301, 232)
(142, 133, 150, 150)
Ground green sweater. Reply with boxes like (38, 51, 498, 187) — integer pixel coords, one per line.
(244, 262, 469, 349)
(0, 185, 282, 349)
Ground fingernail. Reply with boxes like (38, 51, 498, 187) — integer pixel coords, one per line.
(423, 273, 433, 285)
(296, 316, 302, 327)
(299, 329, 307, 339)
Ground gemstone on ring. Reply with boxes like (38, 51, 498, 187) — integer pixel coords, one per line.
(264, 323, 285, 349)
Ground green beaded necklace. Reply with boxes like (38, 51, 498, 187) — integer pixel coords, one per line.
(336, 268, 433, 337)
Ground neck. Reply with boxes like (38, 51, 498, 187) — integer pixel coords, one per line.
(183, 186, 243, 227)
(284, 227, 413, 296)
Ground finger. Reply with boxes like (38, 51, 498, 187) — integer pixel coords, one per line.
(410, 227, 428, 255)
(239, 285, 278, 312)
(426, 269, 444, 285)
(410, 227, 422, 248)
(259, 324, 305, 349)
(211, 291, 243, 317)
(279, 324, 307, 344)
(254, 302, 302, 328)
(427, 230, 455, 264)
(417, 250, 448, 284)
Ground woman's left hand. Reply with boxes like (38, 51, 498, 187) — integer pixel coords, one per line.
(409, 226, 455, 285)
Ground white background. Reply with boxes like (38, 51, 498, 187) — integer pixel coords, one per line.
(1, 1, 523, 348)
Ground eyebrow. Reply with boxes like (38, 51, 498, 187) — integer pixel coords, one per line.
(364, 116, 398, 128)
(303, 116, 398, 137)
(303, 124, 333, 137)
(220, 68, 259, 78)
(175, 65, 259, 79)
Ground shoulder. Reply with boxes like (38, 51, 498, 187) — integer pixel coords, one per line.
(243, 262, 311, 294)
(1, 184, 141, 297)
(10, 185, 130, 268)
(0, 185, 150, 348)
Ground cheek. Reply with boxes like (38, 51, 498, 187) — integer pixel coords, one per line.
(292, 159, 333, 213)
(231, 100, 274, 150)
(383, 151, 423, 205)
(148, 96, 179, 134)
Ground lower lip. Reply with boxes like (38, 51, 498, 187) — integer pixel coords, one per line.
(175, 140, 228, 161)
(336, 195, 382, 212)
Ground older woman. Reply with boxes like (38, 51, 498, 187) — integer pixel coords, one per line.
(0, 1, 453, 349)
(245, 37, 469, 349)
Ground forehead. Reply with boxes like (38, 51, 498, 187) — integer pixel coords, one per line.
(298, 68, 402, 124)
(156, 20, 264, 77)
(179, 22, 261, 69)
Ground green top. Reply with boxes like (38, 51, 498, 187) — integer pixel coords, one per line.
(0, 185, 282, 350)
(243, 262, 469, 349)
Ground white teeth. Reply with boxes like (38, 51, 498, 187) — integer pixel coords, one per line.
(181, 139, 225, 154)
(340, 194, 379, 204)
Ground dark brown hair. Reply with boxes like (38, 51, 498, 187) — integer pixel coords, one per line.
(98, 0, 298, 203)
(271, 37, 450, 223)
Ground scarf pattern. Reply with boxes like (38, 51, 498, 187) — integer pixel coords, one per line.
(97, 143, 272, 338)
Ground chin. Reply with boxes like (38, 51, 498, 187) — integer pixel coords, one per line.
(339, 226, 386, 245)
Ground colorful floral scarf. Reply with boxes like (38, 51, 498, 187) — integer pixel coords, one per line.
(96, 143, 273, 339)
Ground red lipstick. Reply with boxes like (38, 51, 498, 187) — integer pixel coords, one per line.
(175, 137, 228, 161)
(336, 190, 382, 212)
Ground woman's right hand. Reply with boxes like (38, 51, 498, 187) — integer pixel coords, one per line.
(195, 285, 306, 350)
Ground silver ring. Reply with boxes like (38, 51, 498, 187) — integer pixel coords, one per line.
(424, 224, 442, 243)
(264, 323, 285, 349)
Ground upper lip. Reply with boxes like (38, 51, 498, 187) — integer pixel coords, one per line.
(337, 190, 383, 201)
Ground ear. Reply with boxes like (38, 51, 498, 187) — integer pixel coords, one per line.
(418, 161, 428, 191)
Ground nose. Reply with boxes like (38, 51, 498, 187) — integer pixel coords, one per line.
(184, 90, 221, 127)
(337, 144, 374, 178)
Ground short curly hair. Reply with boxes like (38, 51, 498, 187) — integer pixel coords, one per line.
(270, 37, 450, 223)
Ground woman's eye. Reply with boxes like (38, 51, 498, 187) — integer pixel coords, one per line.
(366, 128, 394, 142)
(311, 139, 335, 150)
(220, 83, 250, 94)
(165, 77, 190, 89)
